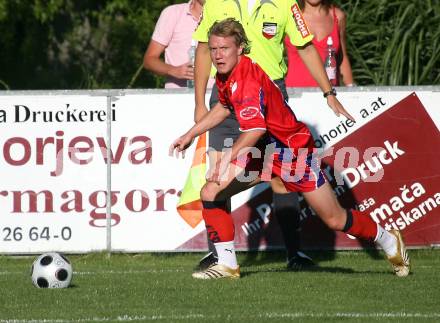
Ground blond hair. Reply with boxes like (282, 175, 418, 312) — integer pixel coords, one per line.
(208, 18, 251, 54)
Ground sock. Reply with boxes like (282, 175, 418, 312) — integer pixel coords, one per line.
(343, 209, 377, 241)
(272, 192, 301, 260)
(205, 199, 231, 257)
(375, 225, 397, 257)
(215, 241, 238, 269)
(202, 200, 234, 243)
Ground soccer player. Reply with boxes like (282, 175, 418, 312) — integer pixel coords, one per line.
(170, 18, 410, 279)
(193, 0, 320, 271)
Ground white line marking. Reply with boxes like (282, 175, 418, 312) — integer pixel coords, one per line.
(2, 264, 437, 276)
(2, 312, 440, 322)
(0, 269, 185, 276)
(74, 269, 185, 275)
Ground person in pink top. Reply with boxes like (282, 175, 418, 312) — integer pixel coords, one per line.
(284, 0, 354, 87)
(144, 0, 211, 88)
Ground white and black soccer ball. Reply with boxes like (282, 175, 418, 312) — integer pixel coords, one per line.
(31, 252, 73, 288)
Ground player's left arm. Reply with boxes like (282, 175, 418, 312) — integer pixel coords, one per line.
(209, 129, 266, 184)
(230, 130, 266, 162)
(297, 43, 354, 121)
(210, 81, 268, 183)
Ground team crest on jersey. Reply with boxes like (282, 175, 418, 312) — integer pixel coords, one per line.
(240, 106, 259, 120)
(291, 3, 311, 38)
(262, 22, 277, 39)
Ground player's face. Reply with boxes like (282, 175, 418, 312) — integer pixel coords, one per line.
(209, 35, 243, 75)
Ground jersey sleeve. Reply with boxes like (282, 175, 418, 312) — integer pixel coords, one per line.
(232, 82, 267, 132)
(193, 0, 214, 43)
(151, 6, 177, 46)
(285, 0, 314, 46)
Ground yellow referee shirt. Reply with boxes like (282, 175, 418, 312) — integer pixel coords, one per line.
(193, 0, 314, 80)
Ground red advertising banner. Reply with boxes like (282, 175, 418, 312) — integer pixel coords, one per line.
(178, 93, 440, 250)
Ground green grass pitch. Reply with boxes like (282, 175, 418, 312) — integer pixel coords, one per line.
(0, 250, 439, 322)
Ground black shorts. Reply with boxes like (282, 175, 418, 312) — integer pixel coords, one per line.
(208, 79, 288, 151)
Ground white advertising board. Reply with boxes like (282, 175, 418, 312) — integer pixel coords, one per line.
(109, 93, 204, 251)
(0, 87, 439, 253)
(0, 95, 108, 253)
(288, 88, 440, 149)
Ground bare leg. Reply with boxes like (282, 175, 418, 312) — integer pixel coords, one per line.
(199, 148, 261, 270)
(201, 161, 261, 202)
(303, 182, 410, 277)
(193, 162, 261, 278)
(302, 182, 347, 231)
(202, 150, 223, 266)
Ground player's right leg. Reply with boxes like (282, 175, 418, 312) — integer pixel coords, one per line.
(302, 182, 410, 276)
(197, 150, 223, 270)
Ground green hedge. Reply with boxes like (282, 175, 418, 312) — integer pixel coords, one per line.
(0, 0, 438, 89)
(339, 0, 440, 85)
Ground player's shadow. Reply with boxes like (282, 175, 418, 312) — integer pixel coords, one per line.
(240, 249, 390, 277)
(240, 266, 391, 278)
(241, 266, 356, 277)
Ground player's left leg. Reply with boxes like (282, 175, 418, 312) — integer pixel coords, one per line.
(303, 182, 410, 276)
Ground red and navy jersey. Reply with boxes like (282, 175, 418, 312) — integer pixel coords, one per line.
(216, 56, 314, 155)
